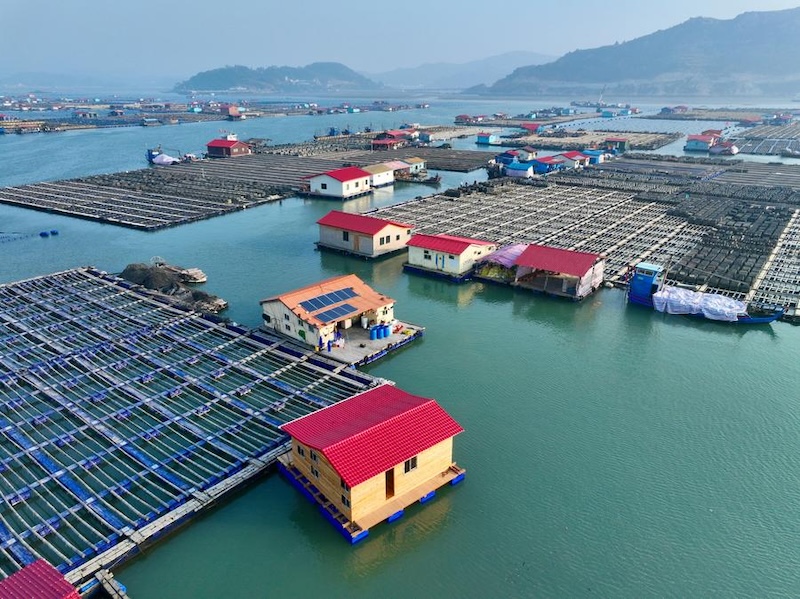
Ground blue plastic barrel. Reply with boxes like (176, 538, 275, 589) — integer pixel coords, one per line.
(378, 325, 386, 339)
(369, 327, 377, 341)
(383, 324, 391, 337)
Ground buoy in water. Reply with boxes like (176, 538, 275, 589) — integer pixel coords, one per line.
(39, 231, 50, 238)
(49, 229, 59, 235)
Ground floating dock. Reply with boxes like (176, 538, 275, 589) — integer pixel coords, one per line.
(0, 268, 381, 587)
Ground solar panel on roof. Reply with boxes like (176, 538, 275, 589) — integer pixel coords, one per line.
(316, 303, 358, 323)
(299, 288, 358, 312)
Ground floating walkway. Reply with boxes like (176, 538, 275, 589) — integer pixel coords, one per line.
(0, 268, 380, 586)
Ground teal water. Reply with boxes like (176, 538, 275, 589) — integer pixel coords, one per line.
(3, 99, 800, 598)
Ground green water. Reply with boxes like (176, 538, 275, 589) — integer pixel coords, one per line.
(5, 198, 798, 597)
(3, 105, 800, 597)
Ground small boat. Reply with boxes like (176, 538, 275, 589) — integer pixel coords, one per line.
(416, 174, 442, 186)
(627, 262, 783, 324)
(146, 145, 181, 165)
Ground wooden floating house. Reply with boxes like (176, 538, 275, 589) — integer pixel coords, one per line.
(278, 384, 465, 544)
(513, 244, 605, 300)
(260, 273, 395, 351)
(206, 133, 252, 158)
(405, 233, 497, 281)
(302, 166, 373, 199)
(316, 210, 412, 258)
(403, 156, 427, 175)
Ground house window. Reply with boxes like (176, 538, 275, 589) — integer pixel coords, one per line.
(396, 235, 400, 241)
(297, 446, 305, 457)
(404, 456, 418, 473)
(285, 324, 291, 331)
(449, 255, 455, 259)
(379, 236, 386, 246)
(297, 317, 304, 327)
(284, 314, 290, 321)
(311, 466, 319, 479)
(342, 231, 350, 241)
(341, 478, 350, 491)
(407, 229, 411, 235)
(321, 183, 327, 190)
(310, 450, 318, 463)
(355, 181, 359, 188)
(345, 183, 350, 190)
(263, 314, 271, 323)
(341, 495, 351, 508)
(423, 253, 432, 261)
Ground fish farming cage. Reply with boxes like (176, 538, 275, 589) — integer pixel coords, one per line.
(0, 268, 378, 581)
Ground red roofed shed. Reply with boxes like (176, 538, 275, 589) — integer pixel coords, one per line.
(206, 136, 252, 158)
(303, 167, 373, 199)
(316, 210, 413, 258)
(405, 233, 497, 280)
(0, 560, 79, 599)
(513, 244, 605, 299)
(279, 384, 465, 539)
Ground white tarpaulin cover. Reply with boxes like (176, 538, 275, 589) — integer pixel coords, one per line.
(152, 153, 179, 165)
(652, 286, 747, 322)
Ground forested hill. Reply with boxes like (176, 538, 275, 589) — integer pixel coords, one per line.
(470, 7, 800, 97)
(174, 63, 381, 93)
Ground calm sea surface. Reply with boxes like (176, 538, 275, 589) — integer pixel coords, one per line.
(2, 97, 800, 598)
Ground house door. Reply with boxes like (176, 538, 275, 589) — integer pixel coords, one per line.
(385, 469, 395, 499)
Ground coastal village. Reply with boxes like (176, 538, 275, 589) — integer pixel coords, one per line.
(2, 89, 800, 596)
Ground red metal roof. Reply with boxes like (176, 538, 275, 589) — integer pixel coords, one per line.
(207, 139, 246, 148)
(560, 151, 588, 160)
(281, 384, 463, 487)
(407, 233, 495, 255)
(515, 243, 601, 277)
(0, 560, 80, 599)
(307, 166, 372, 182)
(317, 210, 410, 235)
(686, 135, 716, 142)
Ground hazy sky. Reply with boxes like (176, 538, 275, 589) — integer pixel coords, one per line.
(2, 0, 799, 79)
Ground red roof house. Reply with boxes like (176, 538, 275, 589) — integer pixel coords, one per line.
(302, 167, 373, 199)
(316, 210, 413, 258)
(513, 244, 605, 299)
(206, 136, 252, 158)
(278, 384, 465, 541)
(405, 234, 498, 280)
(0, 560, 80, 599)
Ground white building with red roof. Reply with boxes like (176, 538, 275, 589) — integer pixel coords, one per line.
(317, 210, 412, 258)
(513, 243, 605, 299)
(557, 151, 590, 169)
(278, 384, 465, 543)
(405, 233, 497, 281)
(303, 167, 372, 199)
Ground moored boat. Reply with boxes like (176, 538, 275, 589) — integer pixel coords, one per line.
(627, 262, 783, 324)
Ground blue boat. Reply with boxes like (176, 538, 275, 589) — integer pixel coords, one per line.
(627, 262, 784, 324)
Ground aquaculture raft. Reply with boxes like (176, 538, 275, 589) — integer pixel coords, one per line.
(0, 268, 379, 586)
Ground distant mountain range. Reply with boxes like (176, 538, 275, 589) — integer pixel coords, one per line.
(368, 51, 556, 90)
(469, 7, 800, 97)
(173, 63, 381, 93)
